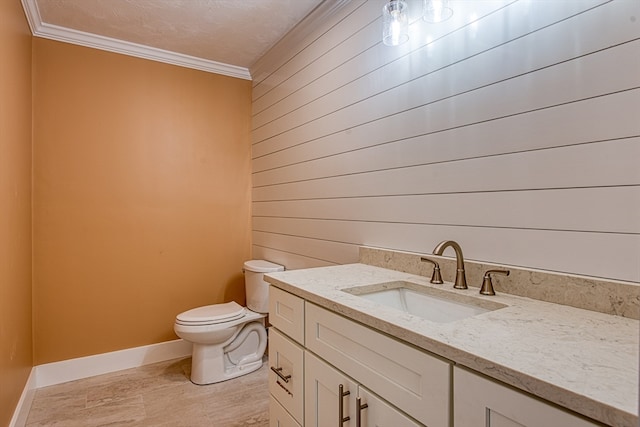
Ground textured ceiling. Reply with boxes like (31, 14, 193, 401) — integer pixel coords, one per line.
(31, 0, 323, 72)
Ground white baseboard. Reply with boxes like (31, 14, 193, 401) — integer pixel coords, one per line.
(35, 339, 192, 388)
(9, 368, 36, 427)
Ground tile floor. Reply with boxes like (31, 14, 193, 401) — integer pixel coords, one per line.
(25, 357, 269, 426)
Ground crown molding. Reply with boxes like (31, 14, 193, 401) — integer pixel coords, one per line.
(20, 0, 252, 80)
(250, 0, 356, 84)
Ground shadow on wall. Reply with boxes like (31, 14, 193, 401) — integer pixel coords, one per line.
(224, 273, 247, 307)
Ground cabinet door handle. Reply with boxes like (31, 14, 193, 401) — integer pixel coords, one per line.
(270, 366, 291, 383)
(355, 397, 368, 427)
(339, 384, 351, 425)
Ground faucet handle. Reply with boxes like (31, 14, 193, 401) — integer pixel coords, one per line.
(420, 257, 444, 284)
(479, 269, 510, 296)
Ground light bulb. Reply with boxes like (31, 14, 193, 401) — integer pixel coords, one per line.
(382, 1, 409, 46)
(423, 0, 453, 23)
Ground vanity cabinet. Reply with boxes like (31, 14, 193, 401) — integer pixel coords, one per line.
(453, 367, 600, 427)
(305, 350, 421, 427)
(268, 285, 602, 427)
(268, 286, 450, 427)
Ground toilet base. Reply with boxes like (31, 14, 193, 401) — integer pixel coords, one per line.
(190, 320, 267, 385)
(192, 357, 264, 385)
(191, 352, 264, 385)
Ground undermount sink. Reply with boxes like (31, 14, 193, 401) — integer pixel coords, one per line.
(343, 281, 506, 323)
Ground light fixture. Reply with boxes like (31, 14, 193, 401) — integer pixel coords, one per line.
(382, 0, 454, 47)
(382, 0, 409, 46)
(423, 0, 453, 23)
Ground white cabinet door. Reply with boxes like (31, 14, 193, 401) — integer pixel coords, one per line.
(306, 351, 423, 427)
(358, 386, 422, 427)
(305, 351, 358, 427)
(454, 367, 599, 427)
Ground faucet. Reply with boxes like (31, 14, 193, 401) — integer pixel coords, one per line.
(432, 240, 467, 289)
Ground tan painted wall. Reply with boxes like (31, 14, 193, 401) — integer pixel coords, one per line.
(0, 1, 33, 425)
(33, 39, 253, 365)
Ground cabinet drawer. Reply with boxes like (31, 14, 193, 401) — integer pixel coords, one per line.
(454, 367, 600, 427)
(269, 396, 301, 427)
(269, 286, 304, 344)
(305, 302, 451, 427)
(268, 328, 304, 424)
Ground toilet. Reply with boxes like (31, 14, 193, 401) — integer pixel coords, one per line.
(174, 260, 284, 385)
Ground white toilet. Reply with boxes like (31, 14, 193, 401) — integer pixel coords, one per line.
(174, 260, 284, 385)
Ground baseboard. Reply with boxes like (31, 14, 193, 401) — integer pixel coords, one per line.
(35, 339, 192, 388)
(9, 368, 36, 427)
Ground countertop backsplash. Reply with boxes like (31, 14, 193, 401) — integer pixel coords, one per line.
(359, 246, 640, 320)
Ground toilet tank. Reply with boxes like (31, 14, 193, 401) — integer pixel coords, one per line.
(243, 260, 284, 313)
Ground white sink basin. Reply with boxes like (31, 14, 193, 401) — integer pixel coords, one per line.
(343, 281, 506, 323)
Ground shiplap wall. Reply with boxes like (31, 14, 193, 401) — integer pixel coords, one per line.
(250, 0, 640, 283)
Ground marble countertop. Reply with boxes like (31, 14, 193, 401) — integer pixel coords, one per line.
(265, 263, 639, 427)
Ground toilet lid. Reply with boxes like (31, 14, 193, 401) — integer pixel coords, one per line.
(243, 259, 284, 273)
(176, 302, 246, 326)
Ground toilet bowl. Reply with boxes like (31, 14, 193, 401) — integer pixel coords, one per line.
(174, 260, 284, 385)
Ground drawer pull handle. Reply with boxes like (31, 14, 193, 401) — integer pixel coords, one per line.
(270, 366, 291, 383)
(356, 397, 368, 427)
(339, 384, 351, 425)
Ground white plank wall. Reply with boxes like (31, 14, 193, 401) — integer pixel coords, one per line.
(250, 0, 640, 283)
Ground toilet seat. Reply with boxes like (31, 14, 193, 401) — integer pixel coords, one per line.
(176, 302, 246, 326)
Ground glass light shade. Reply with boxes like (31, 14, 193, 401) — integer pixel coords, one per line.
(423, 0, 453, 23)
(382, 1, 409, 46)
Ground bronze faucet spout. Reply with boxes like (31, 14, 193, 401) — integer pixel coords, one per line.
(432, 240, 468, 289)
